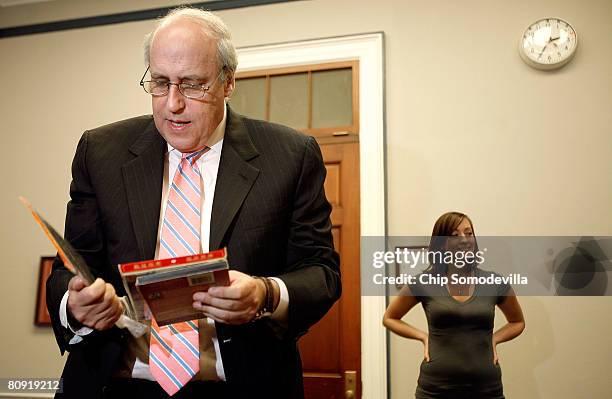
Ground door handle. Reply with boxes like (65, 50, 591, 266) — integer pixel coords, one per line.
(345, 370, 357, 399)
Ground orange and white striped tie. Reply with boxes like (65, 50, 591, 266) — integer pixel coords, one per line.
(149, 148, 207, 395)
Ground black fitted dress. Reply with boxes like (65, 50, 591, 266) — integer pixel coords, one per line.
(410, 269, 510, 399)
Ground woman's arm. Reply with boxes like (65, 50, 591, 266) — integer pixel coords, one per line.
(383, 288, 430, 361)
(492, 289, 525, 363)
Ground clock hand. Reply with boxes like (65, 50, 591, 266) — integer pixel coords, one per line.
(550, 24, 560, 41)
(550, 30, 564, 49)
(537, 31, 559, 59)
(537, 42, 548, 59)
(549, 24, 561, 44)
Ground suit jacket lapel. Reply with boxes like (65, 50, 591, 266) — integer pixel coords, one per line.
(210, 108, 260, 251)
(122, 120, 166, 260)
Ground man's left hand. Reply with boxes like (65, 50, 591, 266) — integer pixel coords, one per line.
(192, 270, 266, 324)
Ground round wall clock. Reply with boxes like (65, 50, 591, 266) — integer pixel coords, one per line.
(519, 17, 578, 70)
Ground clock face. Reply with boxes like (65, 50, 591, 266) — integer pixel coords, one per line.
(520, 18, 577, 70)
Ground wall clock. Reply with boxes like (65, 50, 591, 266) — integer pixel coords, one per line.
(519, 17, 577, 70)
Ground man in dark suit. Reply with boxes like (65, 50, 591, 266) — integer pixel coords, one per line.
(46, 7, 340, 399)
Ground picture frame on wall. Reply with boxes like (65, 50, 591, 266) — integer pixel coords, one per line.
(35, 256, 54, 326)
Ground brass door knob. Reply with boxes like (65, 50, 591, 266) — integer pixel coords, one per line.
(344, 370, 357, 399)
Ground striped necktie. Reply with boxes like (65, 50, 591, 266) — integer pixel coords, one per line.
(149, 148, 208, 396)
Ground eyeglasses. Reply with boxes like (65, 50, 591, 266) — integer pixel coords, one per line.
(139, 65, 224, 99)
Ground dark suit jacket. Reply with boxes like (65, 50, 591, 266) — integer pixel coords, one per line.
(46, 108, 341, 399)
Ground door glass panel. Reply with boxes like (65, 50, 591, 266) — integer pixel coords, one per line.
(269, 73, 308, 129)
(312, 68, 352, 128)
(230, 77, 266, 120)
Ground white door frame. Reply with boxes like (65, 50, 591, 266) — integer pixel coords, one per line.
(237, 32, 387, 399)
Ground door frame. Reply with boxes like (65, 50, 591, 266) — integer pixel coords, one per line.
(236, 32, 387, 399)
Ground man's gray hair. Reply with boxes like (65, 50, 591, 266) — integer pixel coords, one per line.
(143, 7, 238, 83)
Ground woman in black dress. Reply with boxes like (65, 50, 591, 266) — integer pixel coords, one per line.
(383, 212, 525, 399)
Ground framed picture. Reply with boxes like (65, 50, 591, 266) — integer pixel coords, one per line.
(35, 256, 54, 326)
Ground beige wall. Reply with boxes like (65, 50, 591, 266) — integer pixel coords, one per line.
(0, 0, 610, 398)
(0, 0, 192, 28)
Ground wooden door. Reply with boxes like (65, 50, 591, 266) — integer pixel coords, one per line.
(300, 139, 361, 399)
(232, 61, 361, 398)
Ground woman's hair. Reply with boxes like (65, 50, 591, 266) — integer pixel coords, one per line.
(426, 211, 479, 274)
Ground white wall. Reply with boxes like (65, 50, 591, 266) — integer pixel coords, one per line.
(0, 0, 610, 398)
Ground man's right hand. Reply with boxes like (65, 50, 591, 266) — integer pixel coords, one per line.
(67, 276, 123, 330)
